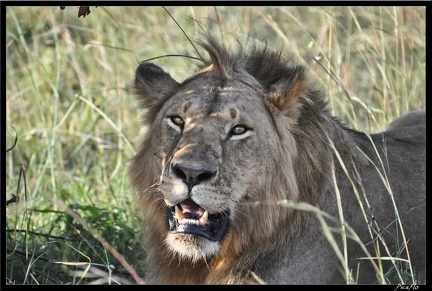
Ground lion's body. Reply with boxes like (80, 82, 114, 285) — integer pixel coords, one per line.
(130, 35, 425, 284)
(387, 109, 426, 131)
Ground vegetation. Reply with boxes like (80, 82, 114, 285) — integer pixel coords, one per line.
(5, 6, 425, 284)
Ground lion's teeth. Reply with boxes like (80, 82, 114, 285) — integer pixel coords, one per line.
(175, 205, 185, 221)
(177, 218, 199, 225)
(175, 206, 208, 226)
(199, 210, 208, 226)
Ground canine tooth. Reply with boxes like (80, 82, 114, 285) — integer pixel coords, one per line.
(175, 205, 185, 221)
(199, 210, 208, 226)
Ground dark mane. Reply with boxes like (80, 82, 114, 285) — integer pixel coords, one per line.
(196, 34, 302, 92)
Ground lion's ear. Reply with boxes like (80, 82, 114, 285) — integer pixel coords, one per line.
(265, 66, 309, 123)
(134, 62, 180, 123)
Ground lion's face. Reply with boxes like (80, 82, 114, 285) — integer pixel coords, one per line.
(132, 42, 307, 264)
(152, 75, 279, 261)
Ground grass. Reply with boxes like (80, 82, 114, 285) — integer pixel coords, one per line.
(5, 6, 426, 285)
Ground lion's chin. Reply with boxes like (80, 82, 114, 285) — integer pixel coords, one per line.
(165, 233, 220, 262)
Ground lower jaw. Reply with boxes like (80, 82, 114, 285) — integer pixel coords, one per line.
(165, 233, 221, 261)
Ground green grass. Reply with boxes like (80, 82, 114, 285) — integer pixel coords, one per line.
(5, 6, 425, 284)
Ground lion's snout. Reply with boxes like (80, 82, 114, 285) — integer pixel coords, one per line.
(171, 163, 217, 190)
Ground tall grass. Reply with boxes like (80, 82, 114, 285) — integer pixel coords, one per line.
(5, 6, 425, 284)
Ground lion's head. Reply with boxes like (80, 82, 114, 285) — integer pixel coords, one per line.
(130, 35, 336, 283)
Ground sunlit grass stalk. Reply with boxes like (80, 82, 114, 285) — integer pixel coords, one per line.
(329, 159, 350, 283)
(356, 133, 415, 284)
(326, 134, 385, 284)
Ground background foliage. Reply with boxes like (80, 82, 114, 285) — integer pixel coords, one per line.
(5, 6, 425, 284)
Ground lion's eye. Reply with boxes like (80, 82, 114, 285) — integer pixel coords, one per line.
(229, 125, 253, 141)
(171, 116, 184, 126)
(231, 125, 248, 135)
(167, 116, 184, 132)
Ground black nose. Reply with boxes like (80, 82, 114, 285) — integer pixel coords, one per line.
(172, 164, 216, 190)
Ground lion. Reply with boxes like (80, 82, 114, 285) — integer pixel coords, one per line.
(129, 35, 425, 284)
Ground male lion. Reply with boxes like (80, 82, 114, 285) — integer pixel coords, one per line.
(129, 35, 425, 284)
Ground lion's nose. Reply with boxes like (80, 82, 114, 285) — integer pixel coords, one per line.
(172, 164, 216, 190)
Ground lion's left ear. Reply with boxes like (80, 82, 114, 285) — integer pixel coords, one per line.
(265, 66, 309, 123)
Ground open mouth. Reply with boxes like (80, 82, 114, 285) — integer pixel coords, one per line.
(167, 198, 229, 242)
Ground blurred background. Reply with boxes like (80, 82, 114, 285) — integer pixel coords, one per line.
(5, 6, 425, 284)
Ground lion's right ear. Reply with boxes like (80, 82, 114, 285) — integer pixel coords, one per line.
(265, 66, 310, 124)
(134, 62, 180, 124)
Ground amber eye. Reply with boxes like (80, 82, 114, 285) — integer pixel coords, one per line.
(170, 116, 184, 127)
(230, 125, 248, 136)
